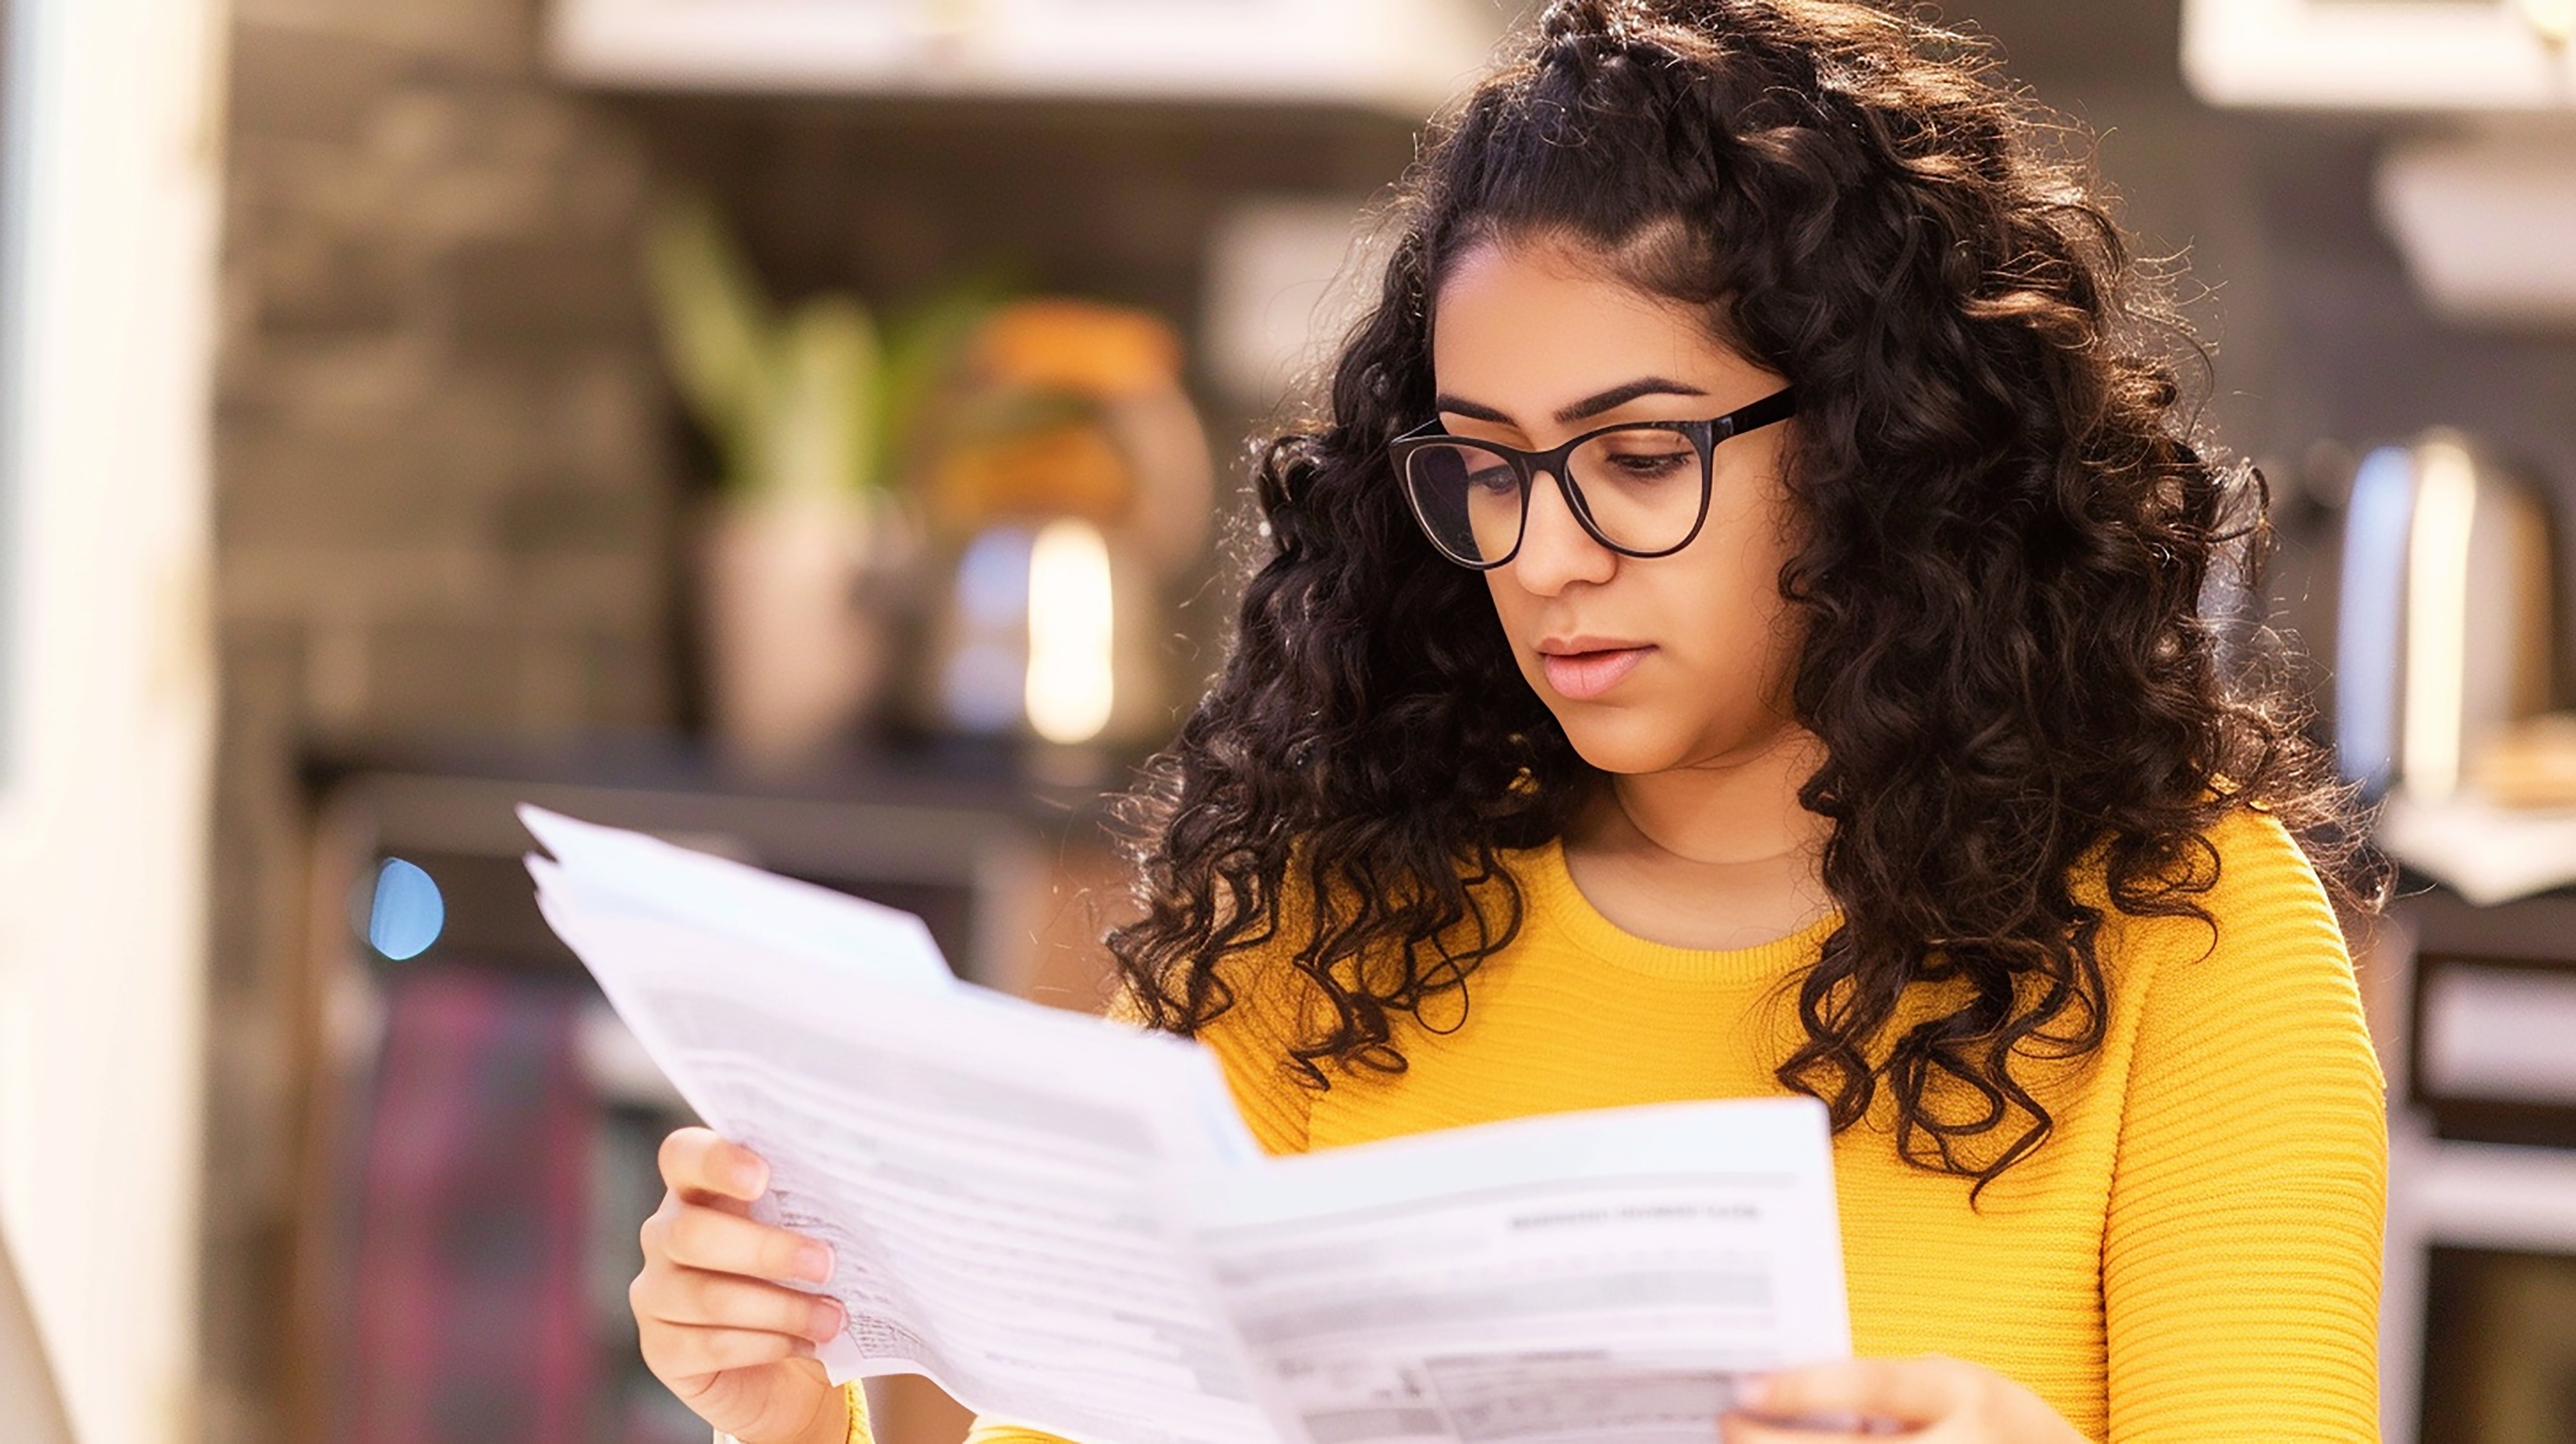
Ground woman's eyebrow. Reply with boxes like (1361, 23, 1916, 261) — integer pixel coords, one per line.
(1434, 375, 1711, 427)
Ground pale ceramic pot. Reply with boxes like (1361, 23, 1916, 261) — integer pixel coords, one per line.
(695, 488, 899, 773)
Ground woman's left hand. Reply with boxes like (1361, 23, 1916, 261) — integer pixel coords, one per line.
(1721, 1356, 2089, 1442)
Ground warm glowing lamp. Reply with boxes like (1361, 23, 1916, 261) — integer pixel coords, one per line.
(1023, 518, 1116, 744)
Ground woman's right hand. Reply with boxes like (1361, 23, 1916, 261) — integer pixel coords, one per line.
(633, 1127, 851, 1444)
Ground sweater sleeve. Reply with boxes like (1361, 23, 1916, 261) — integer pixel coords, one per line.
(2101, 807, 2387, 1443)
(954, 952, 1314, 1444)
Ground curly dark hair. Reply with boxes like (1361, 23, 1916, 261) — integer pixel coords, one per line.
(1108, 0, 2380, 1193)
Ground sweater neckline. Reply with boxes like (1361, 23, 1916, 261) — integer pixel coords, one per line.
(1516, 838, 1843, 984)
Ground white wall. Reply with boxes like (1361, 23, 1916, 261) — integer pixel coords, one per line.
(0, 0, 226, 1438)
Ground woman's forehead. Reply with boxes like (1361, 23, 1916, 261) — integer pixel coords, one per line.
(1429, 239, 1767, 419)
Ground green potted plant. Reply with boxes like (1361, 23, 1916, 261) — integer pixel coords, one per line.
(644, 195, 906, 771)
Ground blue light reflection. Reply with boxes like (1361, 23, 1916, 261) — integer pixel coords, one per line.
(368, 857, 445, 961)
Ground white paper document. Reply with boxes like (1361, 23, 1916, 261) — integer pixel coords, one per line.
(522, 806, 1852, 1444)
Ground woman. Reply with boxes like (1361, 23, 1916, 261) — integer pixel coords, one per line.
(630, 3, 2390, 1441)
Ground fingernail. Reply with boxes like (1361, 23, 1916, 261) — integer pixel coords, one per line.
(796, 1241, 836, 1283)
(1735, 1374, 1771, 1411)
(808, 1298, 846, 1341)
(731, 1153, 769, 1196)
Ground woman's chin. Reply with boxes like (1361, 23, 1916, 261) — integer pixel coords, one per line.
(1553, 718, 1695, 777)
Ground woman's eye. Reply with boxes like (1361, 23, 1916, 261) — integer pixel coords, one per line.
(1466, 462, 1519, 494)
(1599, 448, 1693, 481)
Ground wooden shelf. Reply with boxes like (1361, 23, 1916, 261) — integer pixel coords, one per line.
(547, 0, 1503, 112)
(2183, 0, 2576, 111)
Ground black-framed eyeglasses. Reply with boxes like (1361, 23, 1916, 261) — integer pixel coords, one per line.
(1388, 386, 1798, 570)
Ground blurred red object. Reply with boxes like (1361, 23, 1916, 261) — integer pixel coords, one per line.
(347, 968, 595, 1444)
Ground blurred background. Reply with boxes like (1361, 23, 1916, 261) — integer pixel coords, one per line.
(0, 0, 2574, 1441)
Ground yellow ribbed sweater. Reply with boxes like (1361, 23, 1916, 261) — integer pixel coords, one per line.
(845, 802, 2387, 1444)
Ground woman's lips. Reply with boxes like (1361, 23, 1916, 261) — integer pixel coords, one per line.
(1540, 646, 1652, 701)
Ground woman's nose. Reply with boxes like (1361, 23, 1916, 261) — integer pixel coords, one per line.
(1509, 468, 1617, 594)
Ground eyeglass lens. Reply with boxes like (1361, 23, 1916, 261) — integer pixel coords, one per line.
(1403, 426, 1704, 565)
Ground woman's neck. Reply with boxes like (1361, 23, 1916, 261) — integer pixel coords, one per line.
(1605, 724, 1830, 864)
(1560, 724, 1837, 950)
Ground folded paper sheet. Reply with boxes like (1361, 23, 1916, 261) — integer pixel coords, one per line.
(522, 806, 1852, 1444)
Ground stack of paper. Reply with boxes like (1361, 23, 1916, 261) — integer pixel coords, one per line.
(523, 806, 1852, 1444)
